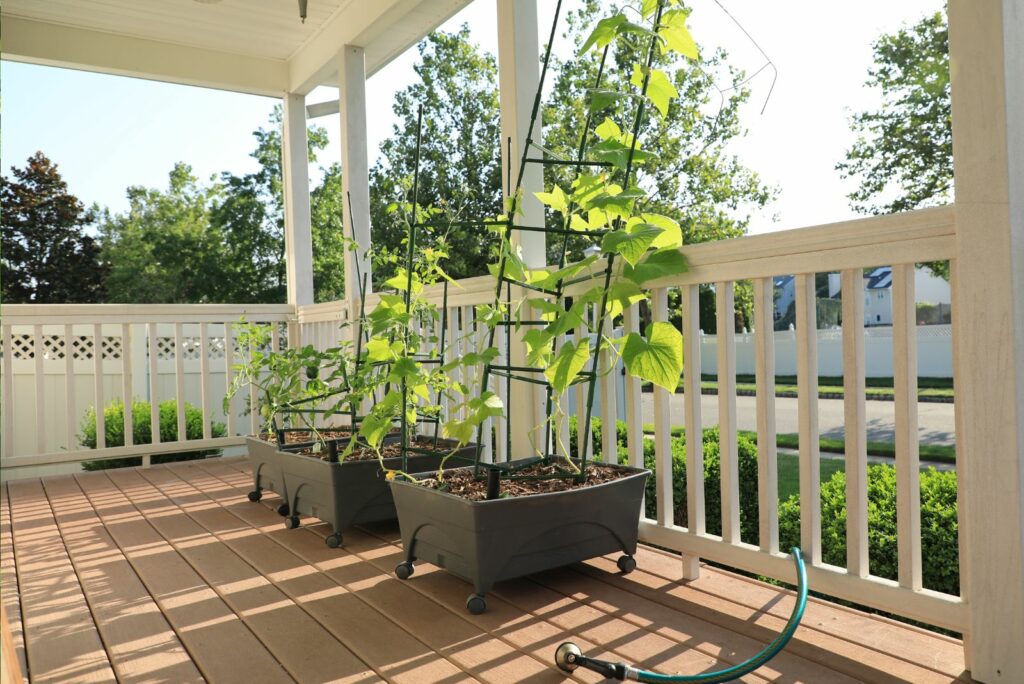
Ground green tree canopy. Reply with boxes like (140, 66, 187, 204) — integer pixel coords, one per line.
(100, 108, 347, 303)
(837, 10, 950, 279)
(1, 152, 107, 303)
(369, 26, 504, 283)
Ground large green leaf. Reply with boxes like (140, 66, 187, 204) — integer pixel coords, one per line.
(641, 213, 683, 249)
(588, 187, 645, 217)
(621, 322, 683, 391)
(535, 184, 569, 214)
(579, 14, 626, 54)
(659, 9, 699, 60)
(588, 89, 631, 113)
(522, 329, 553, 366)
(623, 248, 688, 285)
(544, 340, 591, 394)
(631, 65, 679, 116)
(595, 117, 622, 141)
(601, 224, 662, 266)
(590, 139, 656, 170)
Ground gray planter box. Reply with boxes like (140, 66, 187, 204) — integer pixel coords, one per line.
(245, 437, 291, 515)
(389, 459, 650, 614)
(246, 436, 476, 548)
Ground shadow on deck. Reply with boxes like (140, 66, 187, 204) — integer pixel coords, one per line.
(0, 457, 970, 683)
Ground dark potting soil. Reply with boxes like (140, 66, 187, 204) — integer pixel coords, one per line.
(299, 437, 451, 462)
(422, 461, 630, 501)
(259, 429, 352, 444)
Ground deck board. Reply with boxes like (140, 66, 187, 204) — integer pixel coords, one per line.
(1, 484, 29, 683)
(72, 470, 294, 683)
(6, 479, 115, 683)
(1, 457, 972, 683)
(39, 475, 202, 683)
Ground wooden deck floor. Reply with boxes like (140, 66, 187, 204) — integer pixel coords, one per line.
(1, 457, 971, 683)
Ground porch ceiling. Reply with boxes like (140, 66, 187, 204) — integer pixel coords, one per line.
(0, 0, 472, 96)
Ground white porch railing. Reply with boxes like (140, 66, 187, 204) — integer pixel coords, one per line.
(0, 205, 974, 638)
(1, 304, 293, 478)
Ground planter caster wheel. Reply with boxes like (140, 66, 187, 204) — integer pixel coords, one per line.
(466, 594, 487, 615)
(395, 562, 415, 580)
(325, 533, 342, 548)
(247, 490, 262, 502)
(617, 555, 637, 574)
(276, 503, 290, 516)
(284, 515, 300, 530)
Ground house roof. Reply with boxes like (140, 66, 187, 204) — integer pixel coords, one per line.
(1, 0, 472, 96)
(865, 266, 892, 290)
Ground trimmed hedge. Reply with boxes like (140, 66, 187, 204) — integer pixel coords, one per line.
(79, 398, 226, 471)
(570, 417, 960, 596)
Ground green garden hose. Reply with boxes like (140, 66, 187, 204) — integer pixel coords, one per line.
(554, 548, 808, 682)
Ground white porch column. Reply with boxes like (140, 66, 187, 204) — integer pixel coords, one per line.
(338, 45, 373, 305)
(497, 0, 545, 456)
(949, 0, 1024, 680)
(282, 93, 314, 308)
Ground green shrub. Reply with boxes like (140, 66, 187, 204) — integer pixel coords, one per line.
(572, 416, 960, 597)
(79, 398, 226, 471)
(779, 465, 959, 595)
(570, 418, 761, 541)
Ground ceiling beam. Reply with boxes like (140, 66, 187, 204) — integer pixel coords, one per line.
(287, 0, 471, 94)
(1, 15, 288, 97)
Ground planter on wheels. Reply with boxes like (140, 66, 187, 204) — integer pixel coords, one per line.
(389, 459, 650, 614)
(247, 436, 477, 548)
(245, 437, 292, 516)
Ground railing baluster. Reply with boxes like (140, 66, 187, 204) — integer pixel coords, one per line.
(623, 304, 643, 471)
(248, 323, 259, 437)
(63, 325, 75, 455)
(33, 325, 47, 454)
(682, 285, 704, 536)
(447, 305, 460, 420)
(2, 326, 16, 459)
(652, 288, 673, 527)
(573, 318, 588, 461)
(463, 306, 476, 434)
(716, 282, 740, 544)
(200, 323, 212, 440)
(893, 263, 922, 590)
(495, 322, 508, 463)
(148, 323, 160, 445)
(599, 313, 618, 465)
(224, 322, 236, 436)
(174, 323, 187, 442)
(121, 324, 133, 448)
(753, 277, 779, 555)
(91, 324, 105, 451)
(842, 268, 868, 576)
(795, 273, 821, 564)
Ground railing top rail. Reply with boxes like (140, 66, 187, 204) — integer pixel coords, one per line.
(1, 303, 295, 325)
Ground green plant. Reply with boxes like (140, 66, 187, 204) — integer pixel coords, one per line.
(779, 465, 959, 595)
(448, 0, 697, 485)
(79, 398, 226, 471)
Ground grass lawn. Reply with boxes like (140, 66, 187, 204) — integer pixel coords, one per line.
(646, 375, 955, 400)
(640, 423, 957, 465)
(777, 453, 845, 500)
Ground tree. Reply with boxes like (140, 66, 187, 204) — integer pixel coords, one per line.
(837, 10, 950, 278)
(369, 26, 504, 283)
(1, 152, 106, 303)
(100, 163, 226, 303)
(101, 109, 347, 303)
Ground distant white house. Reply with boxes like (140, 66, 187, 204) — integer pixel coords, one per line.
(773, 268, 951, 326)
(863, 266, 951, 326)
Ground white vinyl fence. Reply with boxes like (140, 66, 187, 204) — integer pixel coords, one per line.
(699, 324, 953, 378)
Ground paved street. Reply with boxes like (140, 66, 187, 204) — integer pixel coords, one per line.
(640, 392, 956, 446)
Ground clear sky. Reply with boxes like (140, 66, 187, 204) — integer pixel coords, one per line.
(1, 0, 941, 235)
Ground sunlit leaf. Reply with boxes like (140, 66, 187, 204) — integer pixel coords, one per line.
(579, 14, 626, 54)
(601, 223, 663, 266)
(631, 64, 679, 116)
(621, 322, 683, 391)
(623, 248, 689, 285)
(659, 9, 699, 60)
(544, 340, 591, 394)
(642, 213, 683, 249)
(535, 184, 569, 214)
(595, 117, 622, 141)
